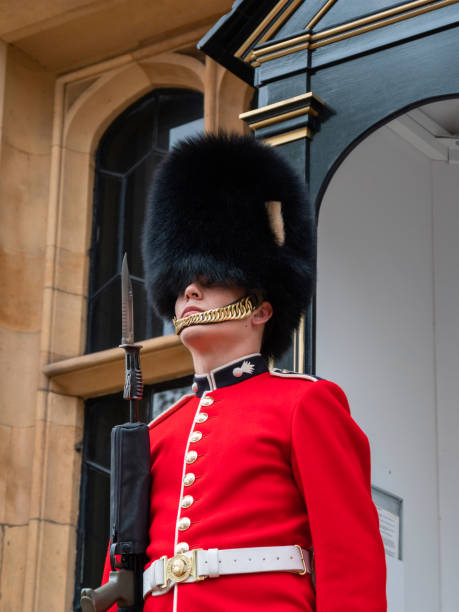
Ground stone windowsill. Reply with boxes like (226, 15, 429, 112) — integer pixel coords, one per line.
(42, 334, 193, 398)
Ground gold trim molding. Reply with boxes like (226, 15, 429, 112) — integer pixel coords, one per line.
(295, 314, 306, 373)
(306, 0, 338, 30)
(235, 0, 337, 60)
(310, 0, 459, 50)
(235, 0, 303, 59)
(43, 335, 193, 398)
(240, 91, 324, 119)
(239, 0, 459, 66)
(263, 127, 311, 146)
(248, 106, 316, 131)
(240, 91, 325, 136)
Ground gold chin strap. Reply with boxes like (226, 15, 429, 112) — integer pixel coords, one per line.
(173, 295, 258, 335)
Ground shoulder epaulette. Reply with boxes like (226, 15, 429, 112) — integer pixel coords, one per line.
(269, 368, 321, 382)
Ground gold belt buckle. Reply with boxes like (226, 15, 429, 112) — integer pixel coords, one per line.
(295, 545, 308, 575)
(161, 549, 207, 588)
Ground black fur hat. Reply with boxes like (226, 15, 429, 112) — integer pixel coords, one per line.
(142, 132, 316, 359)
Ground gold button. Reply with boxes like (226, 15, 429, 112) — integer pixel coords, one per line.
(183, 473, 195, 486)
(201, 397, 214, 406)
(175, 542, 189, 553)
(196, 412, 208, 423)
(186, 450, 198, 464)
(178, 517, 191, 531)
(190, 431, 202, 443)
(181, 495, 194, 509)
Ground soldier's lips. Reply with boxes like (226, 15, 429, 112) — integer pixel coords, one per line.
(181, 306, 204, 318)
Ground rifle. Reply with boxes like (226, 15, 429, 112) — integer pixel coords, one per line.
(81, 254, 151, 611)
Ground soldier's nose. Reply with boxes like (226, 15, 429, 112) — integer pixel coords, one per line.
(184, 282, 202, 300)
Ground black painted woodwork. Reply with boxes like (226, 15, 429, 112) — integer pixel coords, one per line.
(199, 0, 459, 374)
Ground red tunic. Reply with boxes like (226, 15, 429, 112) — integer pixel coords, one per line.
(104, 359, 386, 611)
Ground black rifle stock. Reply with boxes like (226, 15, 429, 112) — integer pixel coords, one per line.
(81, 422, 151, 611)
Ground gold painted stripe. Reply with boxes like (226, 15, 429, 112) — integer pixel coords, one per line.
(306, 0, 339, 30)
(312, 0, 450, 41)
(235, 0, 291, 58)
(263, 127, 311, 146)
(310, 0, 459, 49)
(252, 41, 311, 65)
(251, 32, 311, 58)
(236, 0, 304, 60)
(293, 324, 298, 371)
(239, 92, 323, 121)
(256, 0, 304, 49)
(249, 0, 458, 64)
(297, 315, 305, 373)
(246, 106, 317, 131)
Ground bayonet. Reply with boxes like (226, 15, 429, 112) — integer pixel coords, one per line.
(121, 253, 135, 345)
(81, 254, 150, 612)
(119, 253, 143, 421)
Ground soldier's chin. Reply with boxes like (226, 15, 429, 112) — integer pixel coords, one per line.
(179, 320, 225, 345)
(179, 321, 210, 340)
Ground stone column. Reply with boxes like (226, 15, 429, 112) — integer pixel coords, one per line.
(0, 44, 75, 611)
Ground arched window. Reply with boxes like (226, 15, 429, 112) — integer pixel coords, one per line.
(74, 88, 203, 607)
(87, 87, 204, 352)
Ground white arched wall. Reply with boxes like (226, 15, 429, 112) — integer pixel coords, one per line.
(316, 110, 459, 612)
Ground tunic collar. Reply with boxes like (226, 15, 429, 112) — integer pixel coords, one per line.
(192, 353, 268, 397)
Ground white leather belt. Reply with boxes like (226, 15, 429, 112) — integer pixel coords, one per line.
(143, 545, 312, 598)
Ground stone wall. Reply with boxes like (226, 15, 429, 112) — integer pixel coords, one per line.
(0, 11, 251, 607)
(0, 43, 68, 610)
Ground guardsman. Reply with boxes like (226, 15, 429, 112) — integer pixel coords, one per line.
(104, 133, 387, 611)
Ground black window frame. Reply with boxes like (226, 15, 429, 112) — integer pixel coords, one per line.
(73, 86, 203, 610)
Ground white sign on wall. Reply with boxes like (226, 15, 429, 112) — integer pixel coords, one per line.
(372, 487, 404, 611)
(377, 506, 400, 559)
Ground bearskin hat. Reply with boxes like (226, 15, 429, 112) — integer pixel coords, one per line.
(141, 132, 316, 359)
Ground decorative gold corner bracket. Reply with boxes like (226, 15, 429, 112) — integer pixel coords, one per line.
(239, 92, 326, 143)
(263, 128, 312, 147)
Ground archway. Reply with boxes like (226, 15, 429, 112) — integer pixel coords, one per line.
(316, 97, 459, 612)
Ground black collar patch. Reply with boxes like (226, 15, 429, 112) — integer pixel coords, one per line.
(192, 353, 268, 397)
